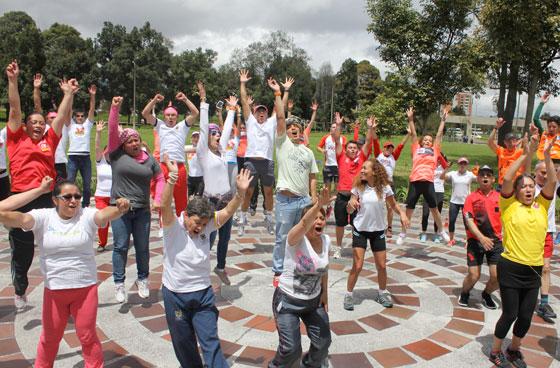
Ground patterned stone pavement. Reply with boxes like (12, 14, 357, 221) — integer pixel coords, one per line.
(0, 207, 559, 367)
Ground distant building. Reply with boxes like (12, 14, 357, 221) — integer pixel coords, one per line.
(455, 92, 473, 116)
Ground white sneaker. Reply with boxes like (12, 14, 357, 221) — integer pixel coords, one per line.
(14, 294, 27, 311)
(158, 228, 163, 238)
(333, 246, 342, 259)
(115, 283, 127, 303)
(136, 279, 150, 299)
(396, 233, 406, 246)
(439, 231, 450, 243)
(264, 215, 274, 235)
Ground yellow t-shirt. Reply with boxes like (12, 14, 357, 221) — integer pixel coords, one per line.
(500, 193, 551, 266)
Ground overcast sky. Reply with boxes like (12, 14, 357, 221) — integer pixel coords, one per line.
(1, 0, 558, 118)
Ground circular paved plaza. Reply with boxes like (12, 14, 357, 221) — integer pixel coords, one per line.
(0, 209, 559, 367)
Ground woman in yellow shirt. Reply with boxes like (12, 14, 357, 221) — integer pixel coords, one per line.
(489, 134, 556, 368)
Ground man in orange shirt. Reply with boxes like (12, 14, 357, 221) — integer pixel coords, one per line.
(487, 118, 524, 189)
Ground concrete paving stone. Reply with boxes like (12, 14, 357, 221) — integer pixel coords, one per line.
(358, 314, 399, 331)
(236, 262, 265, 271)
(139, 316, 168, 333)
(235, 346, 276, 367)
(445, 318, 484, 335)
(391, 295, 420, 307)
(244, 315, 277, 332)
(381, 305, 417, 320)
(219, 306, 253, 322)
(426, 277, 457, 286)
(105, 355, 156, 368)
(386, 285, 415, 295)
(0, 336, 21, 355)
(0, 321, 14, 339)
(329, 352, 373, 367)
(130, 303, 165, 319)
(369, 347, 417, 367)
(220, 339, 244, 358)
(330, 320, 368, 335)
(407, 269, 438, 278)
(429, 329, 472, 349)
(0, 353, 32, 368)
(101, 340, 129, 362)
(403, 339, 450, 361)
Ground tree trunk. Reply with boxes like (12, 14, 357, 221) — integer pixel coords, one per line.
(497, 63, 507, 117)
(498, 62, 519, 146)
(524, 73, 539, 133)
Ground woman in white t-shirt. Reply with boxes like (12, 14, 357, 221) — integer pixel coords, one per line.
(0, 180, 129, 367)
(270, 187, 334, 368)
(443, 156, 477, 246)
(344, 159, 409, 310)
(94, 120, 112, 252)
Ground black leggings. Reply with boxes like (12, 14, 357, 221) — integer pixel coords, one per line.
(494, 285, 540, 339)
(421, 192, 444, 232)
(448, 203, 464, 233)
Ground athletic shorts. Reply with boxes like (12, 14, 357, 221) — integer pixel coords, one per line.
(466, 238, 503, 267)
(544, 232, 553, 259)
(405, 181, 437, 209)
(322, 165, 339, 184)
(244, 158, 275, 188)
(352, 229, 386, 252)
(334, 193, 354, 227)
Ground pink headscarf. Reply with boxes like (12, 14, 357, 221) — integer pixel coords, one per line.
(164, 101, 178, 115)
(119, 128, 140, 144)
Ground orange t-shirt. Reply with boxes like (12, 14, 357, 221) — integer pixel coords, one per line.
(409, 142, 439, 182)
(496, 146, 523, 185)
(536, 133, 560, 160)
(153, 128, 160, 161)
(8, 125, 60, 192)
(237, 136, 247, 157)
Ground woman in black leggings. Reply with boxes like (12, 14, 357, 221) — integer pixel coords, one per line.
(489, 135, 556, 368)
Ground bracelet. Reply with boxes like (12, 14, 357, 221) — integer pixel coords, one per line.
(226, 106, 236, 111)
(274, 91, 282, 97)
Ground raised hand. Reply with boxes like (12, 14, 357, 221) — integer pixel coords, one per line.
(153, 93, 164, 103)
(267, 77, 281, 92)
(406, 126, 411, 135)
(406, 106, 415, 120)
(317, 186, 337, 207)
(116, 198, 130, 214)
(196, 80, 206, 101)
(88, 84, 97, 95)
(6, 60, 19, 80)
(495, 117, 505, 129)
(39, 176, 53, 193)
(541, 92, 551, 104)
(335, 112, 343, 126)
(281, 76, 295, 91)
(96, 120, 106, 132)
(33, 73, 43, 88)
(247, 95, 254, 106)
(175, 92, 188, 102)
(59, 78, 73, 95)
(529, 132, 540, 153)
(529, 123, 539, 137)
(236, 168, 253, 198)
(311, 101, 319, 111)
(239, 69, 251, 83)
(112, 96, 123, 107)
(226, 95, 238, 107)
(543, 138, 554, 157)
(366, 116, 377, 129)
(287, 100, 294, 111)
(162, 153, 179, 174)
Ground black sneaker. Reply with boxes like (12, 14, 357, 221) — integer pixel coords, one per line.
(489, 351, 511, 367)
(506, 347, 526, 368)
(482, 291, 497, 310)
(536, 304, 556, 323)
(458, 292, 469, 307)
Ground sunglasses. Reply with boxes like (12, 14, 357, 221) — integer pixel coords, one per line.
(210, 130, 221, 136)
(57, 194, 82, 201)
(75, 114, 84, 118)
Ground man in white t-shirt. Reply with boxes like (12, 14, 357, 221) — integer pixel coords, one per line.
(142, 88, 200, 215)
(238, 69, 278, 235)
(67, 85, 96, 208)
(159, 157, 251, 368)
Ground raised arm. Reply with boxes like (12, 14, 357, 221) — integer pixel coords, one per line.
(287, 100, 294, 118)
(239, 69, 252, 120)
(533, 92, 549, 134)
(394, 128, 410, 160)
(334, 112, 344, 156)
(488, 118, 505, 154)
(502, 132, 539, 195)
(52, 79, 79, 137)
(281, 77, 294, 113)
(176, 89, 200, 126)
(108, 97, 123, 153)
(287, 187, 335, 246)
(95, 120, 105, 161)
(305, 101, 318, 140)
(216, 169, 252, 227)
(87, 85, 96, 122)
(361, 116, 376, 157)
(406, 107, 417, 144)
(6, 61, 22, 132)
(0, 176, 52, 211)
(268, 78, 285, 136)
(0, 211, 34, 230)
(434, 106, 449, 147)
(142, 94, 164, 126)
(33, 73, 43, 113)
(541, 138, 558, 199)
(216, 106, 224, 128)
(196, 98, 210, 160)
(220, 96, 238, 151)
(94, 198, 129, 228)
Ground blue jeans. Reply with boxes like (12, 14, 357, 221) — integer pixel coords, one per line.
(209, 217, 233, 270)
(162, 285, 229, 368)
(67, 155, 92, 207)
(273, 194, 311, 274)
(111, 208, 151, 283)
(269, 289, 331, 368)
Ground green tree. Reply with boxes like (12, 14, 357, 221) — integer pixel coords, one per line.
(366, 0, 486, 133)
(334, 58, 358, 119)
(0, 11, 44, 115)
(314, 62, 335, 126)
(357, 60, 383, 108)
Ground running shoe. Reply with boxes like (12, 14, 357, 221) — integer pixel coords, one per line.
(375, 292, 393, 308)
(343, 294, 354, 311)
(419, 233, 427, 243)
(481, 291, 497, 310)
(447, 239, 457, 247)
(332, 246, 341, 259)
(136, 279, 150, 299)
(249, 207, 256, 216)
(458, 292, 469, 307)
(506, 347, 527, 368)
(537, 303, 556, 323)
(96, 245, 105, 252)
(238, 214, 247, 236)
(14, 294, 27, 311)
(396, 233, 406, 246)
(115, 283, 127, 303)
(433, 235, 442, 244)
(489, 351, 510, 368)
(158, 227, 163, 238)
(555, 232, 560, 246)
(272, 275, 280, 288)
(440, 231, 451, 243)
(214, 267, 231, 286)
(265, 217, 274, 235)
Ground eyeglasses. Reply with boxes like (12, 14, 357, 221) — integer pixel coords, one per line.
(57, 194, 82, 201)
(210, 131, 221, 136)
(75, 114, 84, 118)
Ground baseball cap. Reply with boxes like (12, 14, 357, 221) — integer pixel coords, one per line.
(191, 131, 200, 136)
(458, 157, 469, 164)
(253, 105, 268, 114)
(383, 141, 394, 148)
(478, 165, 494, 175)
(286, 117, 303, 130)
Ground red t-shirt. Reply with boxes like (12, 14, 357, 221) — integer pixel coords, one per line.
(237, 136, 247, 157)
(462, 189, 502, 241)
(336, 150, 368, 192)
(409, 142, 439, 182)
(8, 125, 60, 192)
